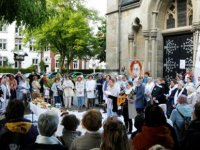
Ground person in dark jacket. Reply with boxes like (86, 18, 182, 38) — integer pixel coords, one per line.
(96, 75, 104, 104)
(151, 78, 165, 104)
(0, 100, 38, 150)
(133, 79, 146, 114)
(181, 102, 200, 150)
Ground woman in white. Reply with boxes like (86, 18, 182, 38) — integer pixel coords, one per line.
(185, 77, 195, 90)
(85, 75, 96, 109)
(75, 76, 85, 110)
(62, 75, 74, 109)
(144, 77, 155, 104)
(32, 75, 41, 96)
(105, 79, 120, 117)
(187, 86, 197, 109)
(18, 76, 30, 100)
(0, 76, 10, 112)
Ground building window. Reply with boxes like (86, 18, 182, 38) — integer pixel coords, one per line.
(15, 39, 22, 51)
(44, 46, 50, 51)
(0, 39, 7, 51)
(0, 23, 7, 32)
(15, 61, 22, 68)
(73, 61, 78, 69)
(165, 0, 193, 29)
(56, 59, 59, 68)
(15, 26, 22, 36)
(29, 40, 35, 51)
(32, 59, 38, 65)
(0, 56, 8, 67)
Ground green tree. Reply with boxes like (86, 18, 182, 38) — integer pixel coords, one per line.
(25, 0, 98, 73)
(0, 0, 48, 28)
(94, 18, 106, 62)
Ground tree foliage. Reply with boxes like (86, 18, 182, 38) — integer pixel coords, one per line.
(0, 0, 48, 28)
(25, 0, 99, 72)
(95, 18, 106, 62)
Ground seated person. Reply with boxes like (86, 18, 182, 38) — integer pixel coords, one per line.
(132, 105, 175, 150)
(70, 109, 102, 150)
(59, 114, 81, 148)
(30, 111, 67, 150)
(181, 102, 200, 149)
(0, 100, 38, 149)
(100, 118, 130, 150)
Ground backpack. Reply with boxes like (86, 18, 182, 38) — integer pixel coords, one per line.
(176, 108, 191, 136)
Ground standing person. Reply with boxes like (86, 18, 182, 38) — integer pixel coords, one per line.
(187, 87, 197, 109)
(166, 79, 178, 118)
(102, 75, 111, 113)
(151, 78, 165, 105)
(170, 95, 193, 143)
(39, 74, 48, 96)
(43, 77, 51, 103)
(96, 75, 104, 105)
(75, 76, 85, 111)
(28, 71, 38, 92)
(184, 68, 194, 83)
(31, 75, 41, 99)
(0, 77, 10, 111)
(18, 76, 30, 100)
(51, 78, 62, 107)
(9, 75, 17, 100)
(15, 71, 22, 85)
(105, 79, 120, 117)
(85, 75, 96, 109)
(143, 71, 150, 84)
(62, 75, 74, 109)
(173, 81, 187, 106)
(185, 77, 195, 90)
(122, 81, 136, 134)
(134, 79, 146, 114)
(144, 77, 155, 105)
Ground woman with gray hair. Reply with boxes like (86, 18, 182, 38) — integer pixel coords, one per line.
(30, 111, 67, 150)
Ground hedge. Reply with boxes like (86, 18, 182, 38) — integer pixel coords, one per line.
(0, 66, 37, 74)
(62, 69, 119, 74)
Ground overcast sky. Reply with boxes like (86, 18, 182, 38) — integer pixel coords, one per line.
(85, 0, 107, 16)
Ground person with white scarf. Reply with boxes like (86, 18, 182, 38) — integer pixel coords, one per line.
(173, 81, 187, 106)
(62, 75, 74, 109)
(187, 86, 197, 109)
(144, 77, 155, 104)
(31, 111, 66, 150)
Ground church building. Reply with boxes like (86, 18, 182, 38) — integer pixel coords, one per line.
(106, 0, 200, 81)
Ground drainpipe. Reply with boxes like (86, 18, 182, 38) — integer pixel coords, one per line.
(118, 0, 122, 74)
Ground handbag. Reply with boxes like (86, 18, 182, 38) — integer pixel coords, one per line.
(57, 86, 63, 96)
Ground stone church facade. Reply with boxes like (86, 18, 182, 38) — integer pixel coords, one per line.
(106, 0, 200, 80)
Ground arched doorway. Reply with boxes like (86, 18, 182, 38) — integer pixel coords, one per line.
(162, 0, 193, 82)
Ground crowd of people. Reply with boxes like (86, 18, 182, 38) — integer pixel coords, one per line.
(0, 67, 200, 149)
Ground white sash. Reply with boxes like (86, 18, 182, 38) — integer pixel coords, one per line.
(174, 88, 184, 104)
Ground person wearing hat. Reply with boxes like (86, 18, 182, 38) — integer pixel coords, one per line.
(75, 76, 85, 111)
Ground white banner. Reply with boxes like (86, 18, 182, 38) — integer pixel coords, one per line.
(194, 34, 200, 84)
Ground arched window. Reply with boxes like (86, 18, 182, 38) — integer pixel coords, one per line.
(166, 0, 193, 29)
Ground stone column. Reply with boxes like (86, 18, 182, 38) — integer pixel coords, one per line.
(128, 32, 134, 60)
(151, 11, 158, 78)
(143, 31, 150, 72)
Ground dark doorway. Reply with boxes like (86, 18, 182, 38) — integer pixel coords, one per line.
(163, 33, 193, 82)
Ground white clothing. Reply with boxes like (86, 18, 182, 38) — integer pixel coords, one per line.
(106, 84, 120, 109)
(167, 84, 178, 97)
(185, 82, 195, 90)
(187, 92, 197, 109)
(86, 80, 96, 99)
(43, 84, 50, 96)
(35, 135, 62, 145)
(51, 82, 62, 97)
(62, 79, 74, 97)
(63, 97, 72, 108)
(145, 82, 155, 101)
(75, 81, 85, 97)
